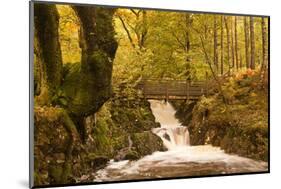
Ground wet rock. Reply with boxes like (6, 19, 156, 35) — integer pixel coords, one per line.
(114, 149, 140, 161)
(163, 133, 171, 141)
(87, 154, 109, 170)
(131, 131, 167, 156)
(124, 150, 140, 160)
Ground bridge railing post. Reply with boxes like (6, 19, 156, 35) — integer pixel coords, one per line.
(165, 81, 169, 102)
(186, 80, 190, 100)
(205, 72, 209, 96)
(143, 79, 146, 100)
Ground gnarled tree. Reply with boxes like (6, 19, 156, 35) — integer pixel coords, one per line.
(34, 3, 118, 184)
(65, 6, 118, 117)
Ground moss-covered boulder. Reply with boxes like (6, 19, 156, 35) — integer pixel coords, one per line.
(131, 131, 167, 156)
(88, 93, 165, 160)
(124, 150, 140, 160)
(86, 153, 110, 170)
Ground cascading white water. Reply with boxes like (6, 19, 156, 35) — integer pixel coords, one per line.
(149, 100, 190, 149)
(93, 100, 268, 182)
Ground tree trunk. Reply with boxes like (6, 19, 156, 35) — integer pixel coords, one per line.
(185, 14, 191, 79)
(34, 4, 63, 105)
(230, 17, 235, 71)
(234, 16, 239, 71)
(221, 16, 224, 75)
(261, 17, 267, 72)
(224, 17, 231, 73)
(213, 16, 219, 72)
(139, 10, 148, 50)
(250, 17, 255, 69)
(244, 17, 250, 69)
(66, 6, 118, 117)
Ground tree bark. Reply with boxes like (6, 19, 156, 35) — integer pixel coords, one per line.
(34, 4, 63, 105)
(139, 11, 148, 50)
(67, 6, 118, 117)
(230, 17, 235, 71)
(234, 16, 239, 71)
(220, 16, 224, 75)
(185, 14, 191, 79)
(261, 17, 267, 72)
(244, 17, 250, 69)
(213, 16, 219, 72)
(250, 17, 255, 69)
(224, 17, 231, 73)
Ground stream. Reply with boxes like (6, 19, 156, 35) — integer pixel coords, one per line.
(93, 100, 268, 182)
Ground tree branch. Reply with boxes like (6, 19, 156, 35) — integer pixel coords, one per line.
(118, 15, 136, 49)
(170, 31, 187, 51)
(130, 9, 141, 17)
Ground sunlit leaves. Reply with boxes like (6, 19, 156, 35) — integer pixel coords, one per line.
(56, 5, 81, 64)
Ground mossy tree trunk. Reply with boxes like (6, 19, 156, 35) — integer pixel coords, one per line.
(34, 4, 63, 105)
(33, 4, 118, 183)
(34, 3, 118, 141)
(61, 6, 118, 141)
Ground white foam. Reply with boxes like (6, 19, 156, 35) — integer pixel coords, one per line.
(93, 100, 268, 181)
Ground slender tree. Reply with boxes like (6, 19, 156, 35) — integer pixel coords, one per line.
(214, 16, 219, 72)
(224, 17, 231, 73)
(118, 10, 148, 51)
(250, 17, 255, 69)
(234, 16, 239, 71)
(244, 17, 250, 68)
(184, 14, 192, 79)
(230, 17, 235, 70)
(220, 16, 224, 75)
(261, 17, 267, 72)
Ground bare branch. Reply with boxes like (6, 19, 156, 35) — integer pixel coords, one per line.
(130, 9, 141, 17)
(118, 15, 136, 49)
(170, 31, 187, 51)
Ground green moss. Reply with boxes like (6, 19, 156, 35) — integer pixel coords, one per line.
(92, 118, 112, 155)
(124, 150, 140, 160)
(86, 153, 109, 170)
(131, 132, 166, 156)
(174, 72, 268, 161)
(48, 164, 63, 184)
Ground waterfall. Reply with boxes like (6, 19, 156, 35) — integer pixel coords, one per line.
(94, 100, 268, 182)
(149, 100, 190, 150)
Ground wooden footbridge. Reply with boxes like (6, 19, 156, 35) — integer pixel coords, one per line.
(138, 79, 209, 100)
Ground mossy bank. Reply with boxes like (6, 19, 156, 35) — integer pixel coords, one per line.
(34, 86, 165, 186)
(173, 71, 268, 161)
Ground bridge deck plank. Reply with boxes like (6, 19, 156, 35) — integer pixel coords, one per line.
(139, 79, 207, 100)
